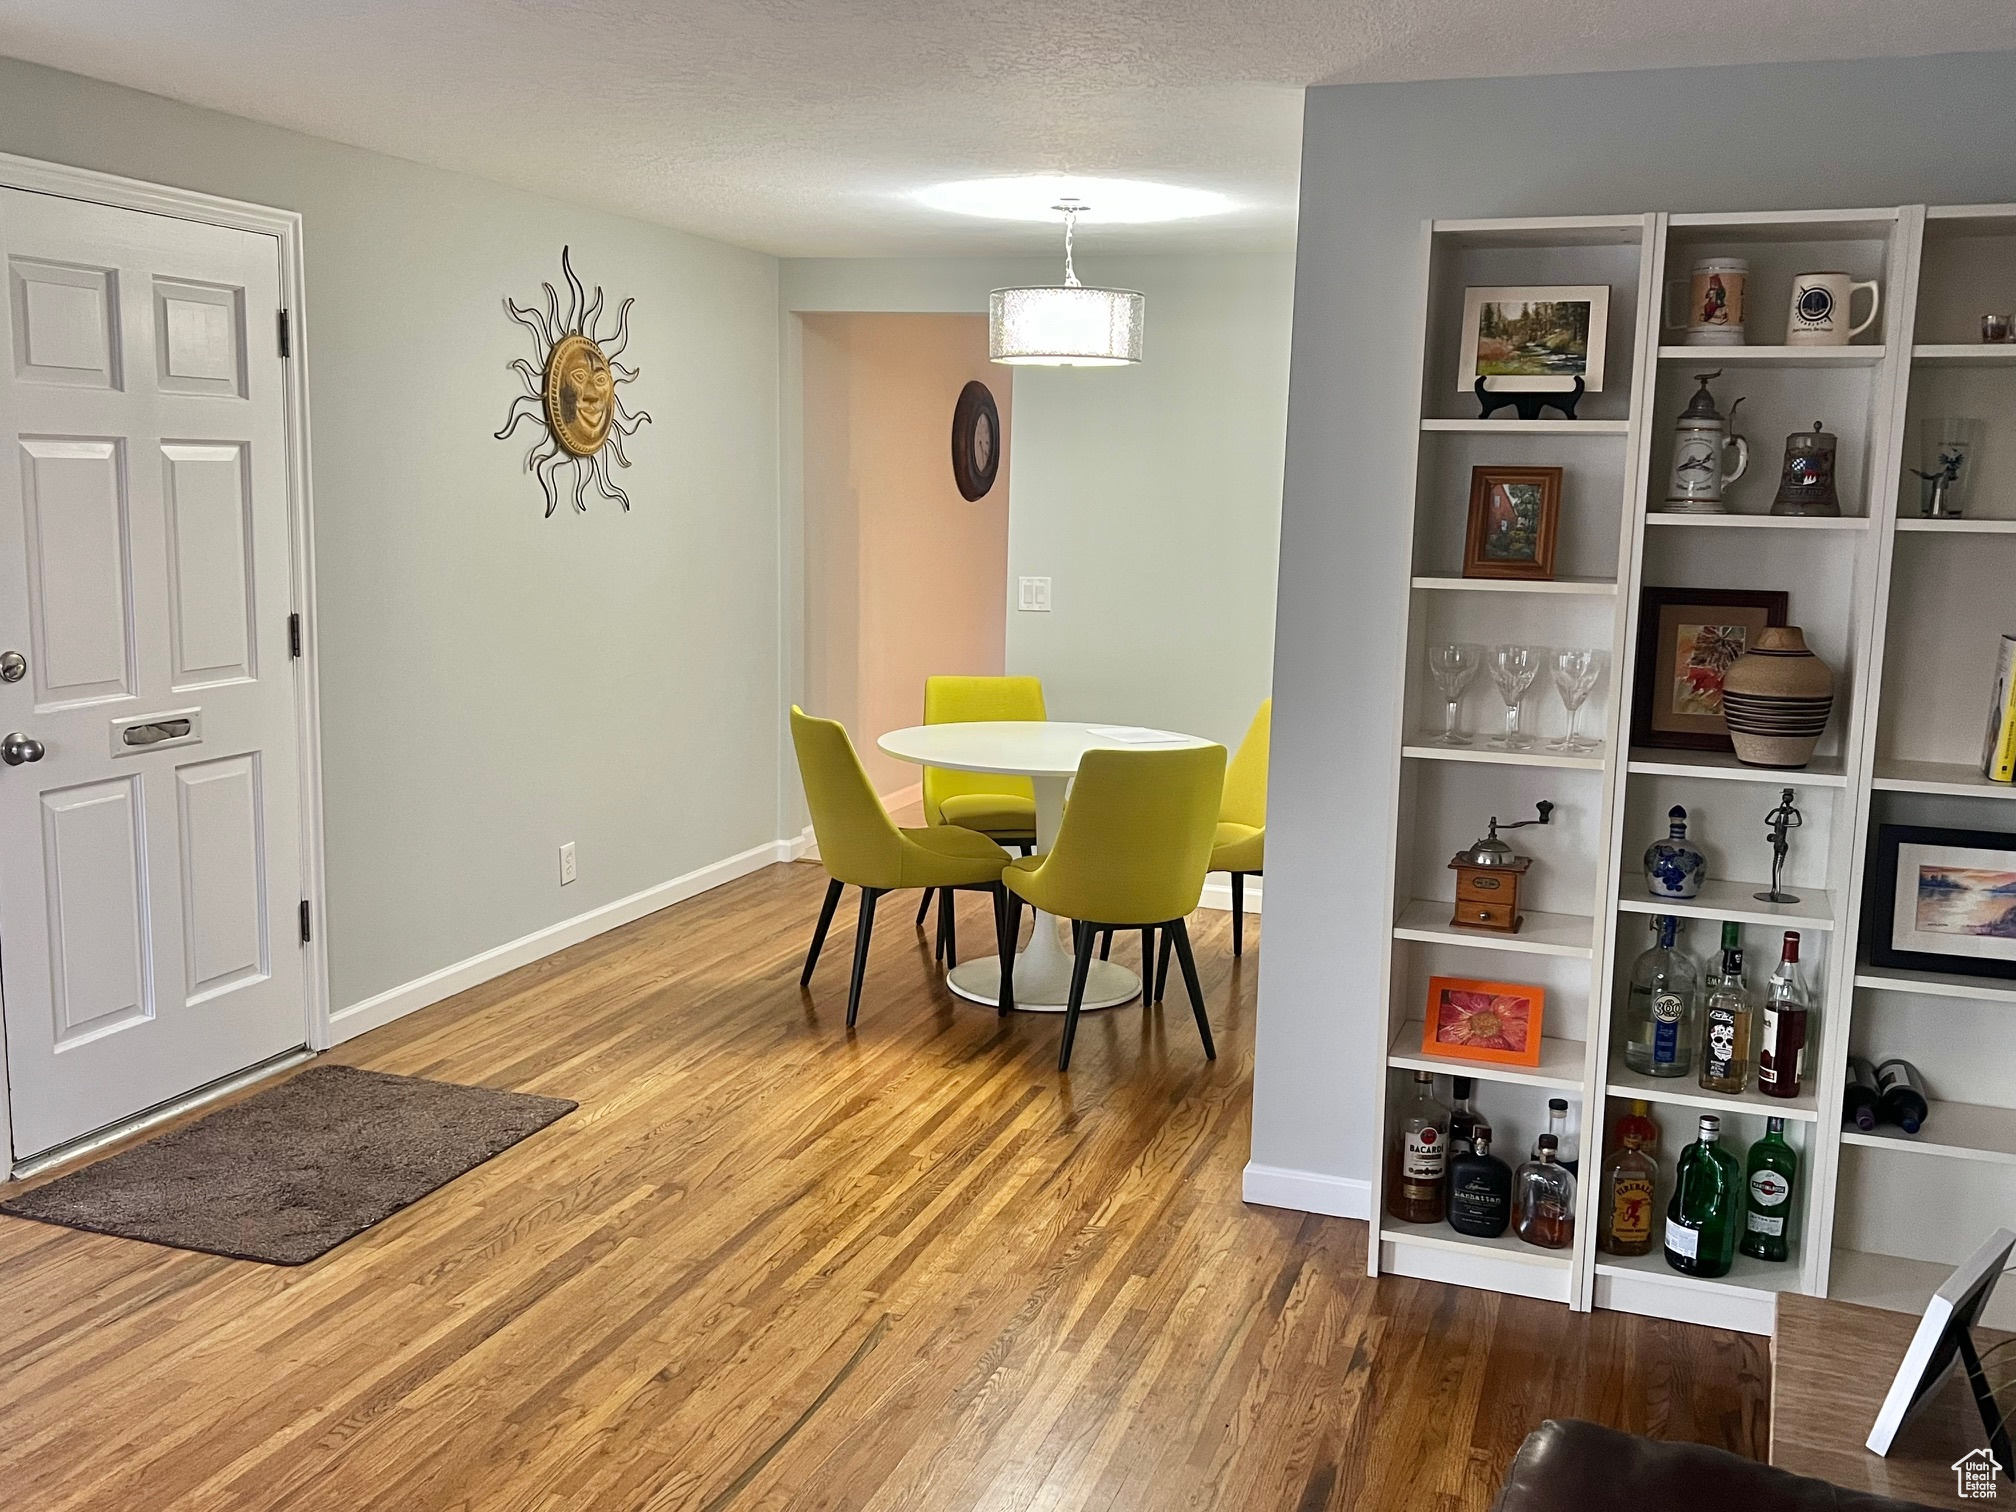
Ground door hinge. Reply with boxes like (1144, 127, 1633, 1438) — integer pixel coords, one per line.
(288, 612, 302, 658)
(277, 309, 291, 358)
(299, 899, 312, 945)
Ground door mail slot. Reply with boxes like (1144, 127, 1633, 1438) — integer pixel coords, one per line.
(109, 708, 202, 757)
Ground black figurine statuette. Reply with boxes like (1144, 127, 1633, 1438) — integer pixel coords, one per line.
(1755, 788, 1803, 905)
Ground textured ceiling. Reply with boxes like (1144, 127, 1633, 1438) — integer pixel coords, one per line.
(1, 2, 2013, 256)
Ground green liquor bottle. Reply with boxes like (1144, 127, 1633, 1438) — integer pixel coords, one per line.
(1738, 1116, 1798, 1263)
(1663, 1113, 1742, 1278)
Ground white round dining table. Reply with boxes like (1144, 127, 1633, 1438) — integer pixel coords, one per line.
(877, 720, 1214, 1012)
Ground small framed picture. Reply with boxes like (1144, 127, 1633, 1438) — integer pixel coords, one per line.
(1458, 285, 1610, 394)
(1867, 824, 2016, 981)
(1464, 466, 1562, 580)
(1421, 976, 1546, 1067)
(1630, 586, 1789, 752)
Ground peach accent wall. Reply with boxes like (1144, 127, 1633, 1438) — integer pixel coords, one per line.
(801, 313, 1010, 796)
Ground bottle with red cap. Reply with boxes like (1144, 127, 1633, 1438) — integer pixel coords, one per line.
(1757, 931, 1812, 1100)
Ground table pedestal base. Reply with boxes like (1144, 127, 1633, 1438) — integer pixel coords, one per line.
(945, 955, 1140, 1013)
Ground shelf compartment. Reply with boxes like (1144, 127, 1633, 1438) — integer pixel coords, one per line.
(1853, 964, 2016, 1005)
(1420, 418, 1629, 435)
(1627, 747, 1847, 787)
(1380, 1216, 1573, 1269)
(1839, 1100, 2016, 1166)
(1388, 1020, 1588, 1091)
(1657, 344, 1885, 367)
(1410, 574, 1618, 595)
(1912, 343, 2016, 366)
(1643, 513, 1870, 531)
(1393, 899, 1595, 958)
(1616, 877, 1835, 932)
(1402, 742, 1604, 772)
(1894, 517, 2016, 534)
(1595, 1246, 1806, 1296)
(1871, 759, 2016, 798)
(1604, 1057, 1820, 1122)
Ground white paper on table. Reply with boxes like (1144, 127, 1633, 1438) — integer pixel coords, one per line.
(1085, 725, 1189, 744)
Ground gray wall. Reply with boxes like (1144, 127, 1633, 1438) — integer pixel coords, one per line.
(780, 253, 1291, 761)
(0, 57, 783, 1011)
(1258, 50, 2016, 1197)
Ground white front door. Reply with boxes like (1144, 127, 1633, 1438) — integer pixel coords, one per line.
(0, 186, 307, 1159)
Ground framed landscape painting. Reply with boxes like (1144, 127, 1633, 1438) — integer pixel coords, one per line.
(1458, 285, 1610, 394)
(1463, 465, 1561, 580)
(1421, 976, 1546, 1067)
(1867, 824, 2016, 981)
(1631, 586, 1788, 752)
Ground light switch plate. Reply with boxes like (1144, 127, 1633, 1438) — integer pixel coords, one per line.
(559, 841, 577, 885)
(1018, 576, 1052, 612)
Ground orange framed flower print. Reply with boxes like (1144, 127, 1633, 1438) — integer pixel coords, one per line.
(1421, 976, 1546, 1067)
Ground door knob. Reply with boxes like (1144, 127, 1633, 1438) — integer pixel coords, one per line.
(0, 650, 24, 683)
(1, 732, 45, 765)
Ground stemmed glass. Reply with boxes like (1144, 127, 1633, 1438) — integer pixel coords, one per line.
(1487, 644, 1542, 750)
(1550, 649, 1606, 752)
(1426, 643, 1481, 745)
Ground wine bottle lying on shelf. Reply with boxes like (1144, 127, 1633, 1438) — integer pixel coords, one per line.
(1875, 1057, 1930, 1134)
(1843, 1055, 1880, 1131)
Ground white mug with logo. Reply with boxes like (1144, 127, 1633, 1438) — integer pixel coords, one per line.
(1786, 271, 1880, 346)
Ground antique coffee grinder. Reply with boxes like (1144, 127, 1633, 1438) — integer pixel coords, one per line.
(1448, 801, 1554, 934)
(1771, 422, 1842, 517)
(1661, 371, 1749, 513)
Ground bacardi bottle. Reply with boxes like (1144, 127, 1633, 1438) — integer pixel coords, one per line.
(1386, 1071, 1451, 1224)
(1757, 932, 1811, 1100)
(1738, 1116, 1798, 1263)
(1625, 915, 1698, 1077)
(1664, 1114, 1742, 1277)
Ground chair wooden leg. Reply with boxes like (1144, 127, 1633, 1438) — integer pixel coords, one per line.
(915, 889, 934, 929)
(846, 888, 882, 1028)
(802, 878, 843, 986)
(1169, 917, 1216, 1061)
(999, 891, 1022, 1015)
(1058, 923, 1098, 1072)
(1154, 930, 1173, 1002)
(1141, 927, 1155, 982)
(1098, 927, 1113, 961)
(941, 887, 958, 968)
(1231, 873, 1245, 956)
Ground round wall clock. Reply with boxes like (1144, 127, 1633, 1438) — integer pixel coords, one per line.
(951, 380, 1001, 501)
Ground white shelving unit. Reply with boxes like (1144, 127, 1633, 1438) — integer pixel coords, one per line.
(1369, 203, 2016, 1337)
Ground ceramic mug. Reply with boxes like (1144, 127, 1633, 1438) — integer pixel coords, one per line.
(1785, 271, 1880, 345)
(1665, 258, 1749, 346)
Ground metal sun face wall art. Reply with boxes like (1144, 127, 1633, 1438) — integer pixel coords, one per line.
(494, 246, 652, 516)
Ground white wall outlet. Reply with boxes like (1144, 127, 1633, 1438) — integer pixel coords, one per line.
(559, 841, 577, 886)
(1018, 576, 1052, 612)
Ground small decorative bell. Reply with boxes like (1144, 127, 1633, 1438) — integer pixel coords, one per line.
(1771, 422, 1841, 517)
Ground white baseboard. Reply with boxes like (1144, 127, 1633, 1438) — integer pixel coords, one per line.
(1199, 874, 1261, 914)
(878, 780, 922, 812)
(328, 834, 811, 1044)
(1241, 1161, 1369, 1219)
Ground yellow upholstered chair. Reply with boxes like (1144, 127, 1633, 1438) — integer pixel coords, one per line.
(914, 674, 1046, 945)
(791, 707, 1011, 1027)
(1214, 698, 1270, 955)
(1001, 744, 1226, 1071)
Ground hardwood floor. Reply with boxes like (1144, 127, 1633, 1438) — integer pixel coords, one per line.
(0, 861, 1767, 1511)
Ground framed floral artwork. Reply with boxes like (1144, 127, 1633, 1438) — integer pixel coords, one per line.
(1421, 976, 1546, 1067)
(1630, 586, 1788, 752)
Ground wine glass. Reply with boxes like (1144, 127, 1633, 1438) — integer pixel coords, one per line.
(1550, 649, 1606, 752)
(1426, 643, 1481, 745)
(1487, 644, 1542, 750)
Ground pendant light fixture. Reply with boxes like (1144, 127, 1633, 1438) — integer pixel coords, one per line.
(989, 199, 1144, 367)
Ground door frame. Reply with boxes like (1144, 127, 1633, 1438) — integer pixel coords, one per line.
(0, 152, 328, 1181)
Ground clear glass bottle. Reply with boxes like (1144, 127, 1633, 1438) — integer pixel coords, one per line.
(1757, 931, 1811, 1100)
(1446, 1123, 1513, 1238)
(1699, 922, 1754, 1094)
(1535, 1096, 1579, 1176)
(1597, 1115, 1660, 1256)
(1386, 1071, 1451, 1224)
(1513, 1134, 1576, 1250)
(1664, 1114, 1742, 1277)
(1625, 915, 1699, 1078)
(1448, 1077, 1480, 1156)
(1738, 1116, 1798, 1263)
